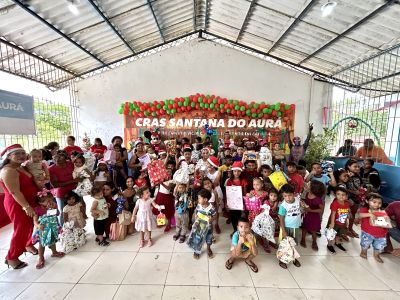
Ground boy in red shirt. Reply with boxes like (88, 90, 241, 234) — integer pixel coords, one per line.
(359, 193, 389, 263)
(286, 162, 304, 194)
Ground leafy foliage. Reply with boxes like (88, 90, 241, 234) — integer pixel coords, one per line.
(304, 128, 336, 170)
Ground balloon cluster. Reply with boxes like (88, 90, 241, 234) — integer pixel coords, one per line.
(116, 197, 126, 214)
(203, 124, 214, 135)
(118, 93, 295, 119)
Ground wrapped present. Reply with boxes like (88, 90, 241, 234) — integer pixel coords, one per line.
(370, 210, 392, 228)
(173, 165, 190, 184)
(157, 212, 166, 226)
(268, 171, 288, 191)
(244, 195, 262, 211)
(276, 237, 300, 264)
(118, 210, 132, 226)
(116, 197, 126, 214)
(165, 140, 177, 155)
(148, 160, 170, 187)
(252, 204, 275, 243)
(259, 147, 272, 167)
(324, 228, 337, 241)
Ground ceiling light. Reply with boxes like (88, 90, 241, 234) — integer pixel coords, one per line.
(67, 0, 79, 16)
(321, 1, 337, 17)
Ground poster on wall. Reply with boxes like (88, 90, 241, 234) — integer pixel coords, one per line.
(119, 93, 295, 149)
(0, 89, 35, 135)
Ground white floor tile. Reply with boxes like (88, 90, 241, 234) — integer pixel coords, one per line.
(321, 256, 390, 290)
(104, 234, 140, 252)
(79, 252, 136, 284)
(256, 288, 306, 300)
(349, 290, 400, 300)
(302, 289, 354, 300)
(162, 285, 209, 300)
(166, 252, 209, 286)
(138, 230, 176, 253)
(16, 283, 74, 300)
(122, 252, 171, 284)
(209, 254, 253, 287)
(64, 283, 119, 300)
(0, 282, 30, 299)
(35, 251, 100, 283)
(289, 256, 343, 289)
(250, 255, 298, 288)
(210, 286, 258, 300)
(114, 284, 164, 300)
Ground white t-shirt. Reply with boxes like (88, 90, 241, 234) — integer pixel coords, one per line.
(159, 180, 173, 194)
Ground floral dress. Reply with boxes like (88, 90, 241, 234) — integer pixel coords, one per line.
(135, 198, 156, 232)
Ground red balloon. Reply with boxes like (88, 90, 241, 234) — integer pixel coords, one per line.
(236, 111, 241, 116)
(158, 109, 163, 115)
(180, 97, 184, 102)
(223, 98, 227, 104)
(272, 110, 277, 116)
(290, 104, 295, 109)
(160, 101, 165, 106)
(264, 114, 269, 119)
(177, 108, 182, 113)
(251, 108, 256, 113)
(174, 97, 179, 102)
(196, 103, 200, 109)
(168, 104, 173, 110)
(194, 97, 198, 103)
(221, 109, 225, 113)
(230, 103, 234, 109)
(251, 101, 255, 106)
(173, 103, 178, 109)
(139, 112, 144, 117)
(211, 95, 215, 99)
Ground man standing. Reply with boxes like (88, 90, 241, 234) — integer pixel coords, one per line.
(288, 124, 313, 164)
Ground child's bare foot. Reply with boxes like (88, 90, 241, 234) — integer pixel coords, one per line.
(36, 258, 45, 269)
(312, 241, 318, 251)
(374, 253, 384, 263)
(360, 250, 368, 259)
(207, 248, 214, 259)
(193, 253, 200, 260)
(139, 239, 145, 248)
(51, 252, 65, 258)
(148, 239, 153, 247)
(164, 225, 171, 233)
(300, 240, 306, 248)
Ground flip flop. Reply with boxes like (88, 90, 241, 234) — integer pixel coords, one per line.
(225, 258, 233, 270)
(279, 261, 288, 269)
(51, 252, 65, 258)
(36, 259, 45, 269)
(245, 260, 258, 273)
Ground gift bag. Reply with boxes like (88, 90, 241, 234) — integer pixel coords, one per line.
(370, 211, 392, 228)
(157, 212, 166, 226)
(276, 237, 300, 264)
(324, 228, 337, 241)
(251, 205, 275, 243)
(268, 171, 288, 191)
(173, 166, 190, 184)
(104, 146, 116, 165)
(110, 222, 127, 241)
(118, 210, 132, 226)
(148, 160, 169, 187)
(244, 195, 262, 211)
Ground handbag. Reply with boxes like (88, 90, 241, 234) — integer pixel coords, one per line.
(157, 212, 166, 226)
(118, 210, 132, 226)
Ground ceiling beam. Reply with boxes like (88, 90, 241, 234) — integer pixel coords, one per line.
(236, 0, 256, 43)
(267, 0, 317, 54)
(193, 0, 197, 31)
(298, 0, 397, 65)
(147, 0, 165, 43)
(12, 0, 106, 66)
(86, 0, 135, 54)
(204, 0, 210, 31)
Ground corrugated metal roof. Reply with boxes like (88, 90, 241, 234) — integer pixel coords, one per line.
(0, 0, 399, 92)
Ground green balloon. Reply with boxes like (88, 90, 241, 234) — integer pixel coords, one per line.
(184, 102, 189, 106)
(228, 100, 232, 104)
(220, 104, 225, 109)
(210, 103, 215, 109)
(240, 106, 245, 111)
(261, 101, 266, 105)
(163, 105, 167, 110)
(135, 107, 140, 113)
(262, 108, 268, 113)
(185, 97, 189, 102)
(258, 113, 263, 118)
(205, 103, 209, 108)
(268, 108, 272, 114)
(191, 102, 195, 107)
(144, 111, 149, 116)
(171, 108, 176, 113)
(234, 105, 240, 110)
(277, 112, 282, 117)
(156, 104, 161, 109)
(252, 113, 257, 118)
(152, 111, 156, 117)
(200, 103, 205, 108)
(285, 104, 290, 110)
(248, 104, 253, 109)
(167, 109, 171, 114)
(178, 102, 182, 107)
(149, 103, 153, 107)
(246, 110, 251, 116)
(234, 100, 239, 105)
(226, 109, 231, 113)
(199, 97, 203, 103)
(275, 103, 281, 111)
(118, 108, 123, 114)
(213, 98, 217, 104)
(254, 104, 259, 109)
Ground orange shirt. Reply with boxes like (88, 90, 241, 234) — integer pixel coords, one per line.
(356, 146, 393, 165)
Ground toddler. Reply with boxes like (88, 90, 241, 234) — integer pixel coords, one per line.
(24, 149, 50, 188)
(202, 178, 221, 234)
(278, 184, 302, 269)
(173, 183, 189, 243)
(90, 187, 110, 246)
(187, 189, 216, 259)
(32, 189, 65, 269)
(73, 154, 93, 197)
(226, 217, 258, 273)
(246, 177, 267, 225)
(63, 191, 87, 229)
(94, 160, 111, 188)
(132, 186, 161, 248)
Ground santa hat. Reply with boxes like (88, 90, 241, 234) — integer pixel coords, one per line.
(134, 138, 143, 147)
(202, 146, 214, 155)
(231, 161, 244, 171)
(207, 156, 220, 168)
(158, 149, 166, 155)
(183, 144, 192, 151)
(1, 144, 24, 159)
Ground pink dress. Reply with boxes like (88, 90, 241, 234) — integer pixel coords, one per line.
(135, 198, 156, 232)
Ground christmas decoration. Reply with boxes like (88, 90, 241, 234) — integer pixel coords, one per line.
(81, 133, 92, 151)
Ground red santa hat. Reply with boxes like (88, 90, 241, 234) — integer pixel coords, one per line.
(231, 161, 244, 171)
(151, 132, 159, 138)
(1, 144, 24, 159)
(207, 156, 220, 168)
(158, 149, 166, 155)
(183, 144, 192, 151)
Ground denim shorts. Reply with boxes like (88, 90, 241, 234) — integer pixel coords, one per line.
(360, 231, 387, 252)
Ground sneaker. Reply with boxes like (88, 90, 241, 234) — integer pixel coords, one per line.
(335, 243, 347, 252)
(327, 245, 336, 254)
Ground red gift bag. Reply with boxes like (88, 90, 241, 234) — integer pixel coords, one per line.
(147, 160, 169, 187)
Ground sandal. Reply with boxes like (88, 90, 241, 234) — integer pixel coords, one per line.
(279, 261, 287, 269)
(36, 259, 45, 269)
(25, 246, 39, 255)
(193, 253, 200, 260)
(179, 236, 186, 243)
(225, 258, 234, 270)
(335, 243, 347, 252)
(327, 245, 336, 254)
(293, 259, 301, 267)
(139, 239, 145, 248)
(4, 260, 28, 270)
(245, 260, 258, 273)
(51, 252, 65, 258)
(207, 248, 214, 259)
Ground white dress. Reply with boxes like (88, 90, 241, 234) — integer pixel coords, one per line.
(207, 171, 224, 211)
(135, 198, 156, 232)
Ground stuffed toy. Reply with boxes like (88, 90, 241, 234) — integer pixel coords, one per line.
(144, 129, 164, 154)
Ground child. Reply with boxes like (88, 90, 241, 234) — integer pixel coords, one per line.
(305, 162, 336, 189)
(63, 191, 87, 229)
(286, 162, 304, 195)
(173, 183, 189, 243)
(327, 187, 351, 254)
(24, 149, 50, 188)
(259, 188, 280, 252)
(225, 161, 247, 235)
(225, 217, 258, 273)
(300, 181, 326, 251)
(90, 187, 110, 246)
(334, 168, 350, 189)
(242, 160, 259, 191)
(207, 156, 223, 232)
(32, 189, 65, 269)
(246, 177, 268, 225)
(260, 164, 274, 191)
(154, 169, 175, 233)
(233, 146, 244, 162)
(345, 159, 363, 238)
(93, 160, 111, 188)
(278, 184, 302, 269)
(133, 169, 148, 190)
(202, 178, 221, 236)
(72, 154, 93, 197)
(187, 189, 216, 259)
(132, 186, 161, 247)
(359, 193, 388, 263)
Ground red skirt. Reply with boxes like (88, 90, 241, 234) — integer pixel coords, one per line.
(153, 192, 175, 219)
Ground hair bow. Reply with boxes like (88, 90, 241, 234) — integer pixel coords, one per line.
(37, 188, 51, 198)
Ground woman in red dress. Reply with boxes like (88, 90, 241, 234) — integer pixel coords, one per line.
(0, 144, 39, 269)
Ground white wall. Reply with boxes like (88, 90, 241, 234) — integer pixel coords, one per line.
(77, 39, 332, 144)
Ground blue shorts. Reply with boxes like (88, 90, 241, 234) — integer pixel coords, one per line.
(360, 231, 387, 252)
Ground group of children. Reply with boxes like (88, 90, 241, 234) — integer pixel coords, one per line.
(22, 133, 393, 271)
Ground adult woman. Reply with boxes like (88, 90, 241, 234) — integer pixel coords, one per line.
(103, 183, 118, 239)
(122, 177, 136, 234)
(90, 138, 107, 160)
(111, 136, 128, 189)
(0, 144, 39, 269)
(128, 140, 146, 172)
(41, 141, 60, 164)
(64, 136, 83, 157)
(49, 150, 80, 224)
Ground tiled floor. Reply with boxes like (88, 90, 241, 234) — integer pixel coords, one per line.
(1, 197, 400, 300)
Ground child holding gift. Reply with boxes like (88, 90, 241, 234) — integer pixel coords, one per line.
(359, 193, 389, 263)
(246, 177, 268, 225)
(173, 183, 189, 243)
(225, 217, 258, 273)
